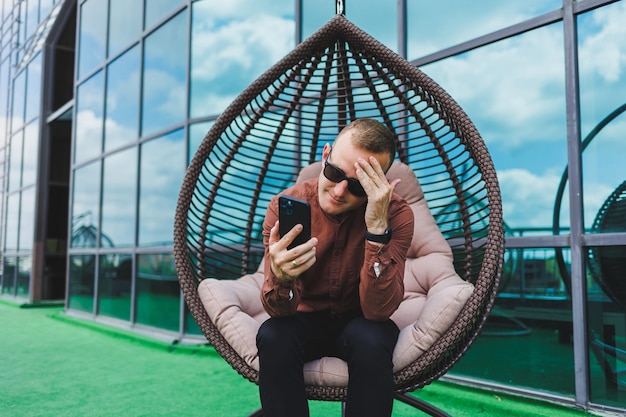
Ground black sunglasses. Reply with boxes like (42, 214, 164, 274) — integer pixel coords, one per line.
(323, 148, 367, 197)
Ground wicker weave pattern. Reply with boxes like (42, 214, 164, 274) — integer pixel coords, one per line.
(174, 15, 504, 400)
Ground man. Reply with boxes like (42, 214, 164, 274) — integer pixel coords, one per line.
(256, 118, 414, 417)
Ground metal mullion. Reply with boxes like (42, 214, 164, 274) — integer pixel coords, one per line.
(397, 0, 406, 59)
(582, 233, 626, 246)
(295, 0, 302, 46)
(410, 9, 563, 68)
(504, 235, 571, 249)
(178, 0, 193, 338)
(563, 0, 589, 407)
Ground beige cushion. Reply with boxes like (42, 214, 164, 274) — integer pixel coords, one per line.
(198, 273, 268, 371)
(198, 161, 473, 385)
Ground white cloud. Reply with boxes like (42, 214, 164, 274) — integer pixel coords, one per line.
(142, 68, 185, 125)
(578, 1, 626, 83)
(138, 136, 185, 245)
(408, 0, 557, 59)
(190, 91, 239, 117)
(421, 2, 626, 154)
(424, 25, 565, 149)
(499, 166, 619, 231)
(104, 112, 137, 150)
(75, 109, 102, 139)
(192, 14, 294, 83)
(582, 180, 615, 229)
(193, 0, 293, 21)
(498, 168, 561, 229)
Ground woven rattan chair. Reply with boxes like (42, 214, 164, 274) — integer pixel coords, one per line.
(174, 14, 504, 416)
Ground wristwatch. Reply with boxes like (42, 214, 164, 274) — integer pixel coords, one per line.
(365, 227, 392, 244)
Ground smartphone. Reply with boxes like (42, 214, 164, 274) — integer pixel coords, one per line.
(278, 195, 311, 250)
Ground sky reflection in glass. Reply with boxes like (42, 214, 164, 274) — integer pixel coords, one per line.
(105, 46, 140, 152)
(141, 10, 187, 137)
(101, 148, 138, 248)
(190, 0, 295, 117)
(422, 24, 566, 231)
(139, 129, 185, 247)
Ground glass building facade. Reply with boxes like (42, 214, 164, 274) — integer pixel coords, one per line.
(1, 0, 624, 414)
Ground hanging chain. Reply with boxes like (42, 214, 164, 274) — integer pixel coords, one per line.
(336, 0, 345, 15)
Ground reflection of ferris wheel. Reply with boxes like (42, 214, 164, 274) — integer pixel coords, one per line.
(552, 102, 626, 389)
(71, 211, 114, 249)
(552, 102, 626, 297)
(588, 180, 626, 309)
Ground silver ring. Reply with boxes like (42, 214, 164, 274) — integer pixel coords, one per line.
(292, 260, 298, 267)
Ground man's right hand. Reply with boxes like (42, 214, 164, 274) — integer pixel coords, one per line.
(268, 220, 317, 280)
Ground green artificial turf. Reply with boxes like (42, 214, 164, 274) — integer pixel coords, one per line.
(0, 300, 597, 417)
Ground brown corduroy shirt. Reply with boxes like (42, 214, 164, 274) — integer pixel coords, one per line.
(261, 179, 414, 322)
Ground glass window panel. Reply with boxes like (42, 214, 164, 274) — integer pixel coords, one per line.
(101, 148, 137, 248)
(587, 245, 626, 407)
(0, 60, 8, 136)
(407, 0, 561, 60)
(70, 161, 101, 249)
(25, 0, 38, 39)
(188, 121, 213, 163)
(578, 3, 626, 234)
(25, 53, 42, 123)
(184, 308, 202, 336)
(40, 0, 54, 19)
(11, 69, 25, 131)
(190, 1, 295, 117)
(301, 0, 337, 40)
(18, 1, 26, 45)
(582, 120, 626, 234)
(452, 247, 574, 396)
(77, 0, 108, 79)
(302, 0, 395, 52)
(8, 131, 23, 191)
(422, 24, 566, 232)
(141, 10, 187, 136)
(104, 46, 140, 152)
(75, 71, 104, 163)
(2, 257, 17, 295)
(138, 129, 184, 247)
(68, 254, 96, 313)
(4, 193, 19, 251)
(108, 0, 142, 57)
(136, 253, 180, 331)
(22, 121, 38, 187)
(16, 255, 31, 298)
(97, 253, 132, 321)
(19, 187, 36, 251)
(145, 0, 183, 30)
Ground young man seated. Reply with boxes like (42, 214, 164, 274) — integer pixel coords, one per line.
(257, 118, 414, 417)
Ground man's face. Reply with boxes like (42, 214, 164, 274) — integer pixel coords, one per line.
(318, 131, 390, 216)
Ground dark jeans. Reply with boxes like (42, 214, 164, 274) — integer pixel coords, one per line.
(256, 310, 400, 417)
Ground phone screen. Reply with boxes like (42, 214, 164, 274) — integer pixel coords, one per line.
(279, 195, 311, 249)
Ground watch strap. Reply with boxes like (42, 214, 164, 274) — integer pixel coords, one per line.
(365, 227, 392, 243)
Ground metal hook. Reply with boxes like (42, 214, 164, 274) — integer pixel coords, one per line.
(336, 0, 345, 15)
